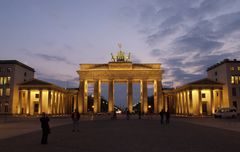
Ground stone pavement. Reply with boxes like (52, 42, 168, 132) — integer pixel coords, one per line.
(0, 115, 240, 152)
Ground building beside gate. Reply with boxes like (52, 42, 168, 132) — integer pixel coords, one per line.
(0, 53, 239, 115)
(207, 59, 240, 113)
(0, 60, 34, 114)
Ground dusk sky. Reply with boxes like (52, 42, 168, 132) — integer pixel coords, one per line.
(1, 0, 240, 89)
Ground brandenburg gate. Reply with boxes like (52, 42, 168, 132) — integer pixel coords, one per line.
(77, 50, 164, 114)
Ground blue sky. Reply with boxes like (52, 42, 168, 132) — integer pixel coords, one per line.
(1, 0, 240, 93)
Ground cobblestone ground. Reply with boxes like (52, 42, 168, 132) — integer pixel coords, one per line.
(0, 115, 240, 152)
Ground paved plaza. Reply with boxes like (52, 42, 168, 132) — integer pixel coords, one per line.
(0, 115, 240, 152)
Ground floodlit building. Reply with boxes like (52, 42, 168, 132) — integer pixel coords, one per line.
(207, 59, 240, 113)
(1, 56, 239, 116)
(0, 60, 34, 114)
(174, 78, 223, 115)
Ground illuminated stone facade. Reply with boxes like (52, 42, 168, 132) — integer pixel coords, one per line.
(173, 78, 223, 115)
(207, 59, 240, 113)
(0, 60, 34, 114)
(77, 62, 164, 114)
(18, 79, 74, 115)
(1, 57, 237, 116)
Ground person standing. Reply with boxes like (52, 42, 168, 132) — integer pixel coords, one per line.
(40, 112, 50, 144)
(126, 109, 130, 120)
(71, 109, 80, 132)
(159, 109, 165, 124)
(165, 110, 170, 124)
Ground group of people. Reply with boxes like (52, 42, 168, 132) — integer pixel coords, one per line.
(39, 109, 80, 145)
(159, 109, 170, 124)
(39, 108, 170, 145)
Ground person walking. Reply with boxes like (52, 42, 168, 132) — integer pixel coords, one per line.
(126, 109, 130, 120)
(165, 110, 170, 124)
(40, 112, 50, 144)
(159, 109, 165, 124)
(138, 110, 141, 119)
(71, 109, 80, 132)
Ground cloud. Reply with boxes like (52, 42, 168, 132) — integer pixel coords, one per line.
(133, 0, 240, 87)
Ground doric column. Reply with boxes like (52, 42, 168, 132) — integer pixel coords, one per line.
(94, 80, 99, 113)
(198, 89, 202, 115)
(108, 80, 114, 113)
(18, 90, 22, 114)
(78, 80, 84, 113)
(79, 80, 88, 113)
(189, 90, 193, 115)
(176, 93, 179, 114)
(185, 91, 189, 115)
(98, 80, 101, 113)
(56, 92, 59, 114)
(142, 80, 148, 113)
(153, 80, 158, 113)
(52, 91, 55, 114)
(39, 90, 42, 114)
(27, 90, 31, 115)
(127, 79, 133, 113)
(182, 92, 185, 114)
(210, 89, 214, 114)
(48, 90, 52, 114)
(157, 80, 163, 113)
(219, 90, 223, 107)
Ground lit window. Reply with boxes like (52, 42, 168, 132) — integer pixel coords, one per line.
(0, 77, 3, 85)
(0, 88, 3, 96)
(235, 76, 239, 84)
(6, 77, 11, 84)
(3, 77, 7, 84)
(238, 67, 240, 71)
(5, 88, 10, 96)
(231, 76, 235, 84)
(231, 67, 235, 71)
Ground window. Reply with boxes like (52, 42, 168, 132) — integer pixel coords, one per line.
(5, 88, 10, 96)
(35, 94, 39, 98)
(6, 77, 11, 84)
(24, 72, 27, 76)
(4, 104, 8, 112)
(215, 78, 218, 82)
(3, 77, 7, 84)
(231, 67, 235, 71)
(238, 67, 240, 71)
(215, 72, 217, 76)
(232, 87, 236, 96)
(235, 76, 239, 84)
(233, 101, 237, 108)
(202, 93, 206, 98)
(0, 77, 3, 85)
(7, 67, 12, 72)
(231, 76, 234, 84)
(34, 103, 39, 113)
(0, 88, 2, 96)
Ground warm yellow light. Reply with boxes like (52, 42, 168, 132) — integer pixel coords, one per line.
(148, 105, 151, 108)
(231, 76, 234, 84)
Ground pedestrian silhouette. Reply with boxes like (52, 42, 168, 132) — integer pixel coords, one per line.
(159, 109, 165, 124)
(40, 112, 50, 144)
(138, 111, 141, 119)
(126, 109, 130, 120)
(71, 109, 80, 132)
(165, 110, 170, 124)
(111, 110, 117, 120)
